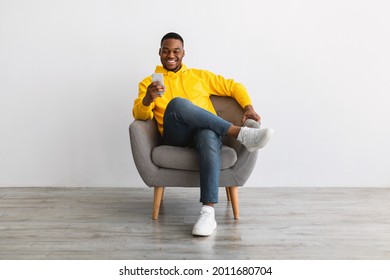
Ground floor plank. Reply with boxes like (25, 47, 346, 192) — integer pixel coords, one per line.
(0, 187, 389, 259)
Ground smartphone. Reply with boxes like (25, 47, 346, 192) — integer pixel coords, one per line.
(152, 73, 165, 95)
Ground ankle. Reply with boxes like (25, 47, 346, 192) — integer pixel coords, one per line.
(203, 203, 214, 207)
(227, 125, 241, 138)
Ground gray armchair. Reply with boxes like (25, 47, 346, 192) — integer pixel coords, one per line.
(129, 96, 259, 220)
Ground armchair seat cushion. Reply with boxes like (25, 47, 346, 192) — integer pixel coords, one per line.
(152, 145, 237, 171)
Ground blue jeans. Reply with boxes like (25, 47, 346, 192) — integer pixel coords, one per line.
(163, 97, 232, 204)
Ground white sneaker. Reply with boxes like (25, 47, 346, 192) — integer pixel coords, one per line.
(243, 119, 260, 129)
(237, 127, 274, 152)
(192, 205, 217, 236)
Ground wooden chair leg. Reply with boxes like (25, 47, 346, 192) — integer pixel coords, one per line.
(152, 186, 164, 220)
(161, 187, 165, 201)
(225, 187, 231, 201)
(228, 186, 240, 220)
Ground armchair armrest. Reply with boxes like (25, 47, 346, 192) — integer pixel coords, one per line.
(129, 119, 162, 186)
(222, 118, 260, 186)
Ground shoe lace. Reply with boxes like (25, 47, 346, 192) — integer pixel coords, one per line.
(197, 210, 212, 223)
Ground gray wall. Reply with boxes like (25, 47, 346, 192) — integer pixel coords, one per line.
(1, 0, 389, 187)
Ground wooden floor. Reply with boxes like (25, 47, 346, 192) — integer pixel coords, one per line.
(0, 187, 389, 260)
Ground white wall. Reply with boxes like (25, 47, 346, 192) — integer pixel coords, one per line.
(1, 0, 389, 187)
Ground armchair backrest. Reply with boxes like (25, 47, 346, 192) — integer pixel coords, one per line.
(210, 96, 244, 126)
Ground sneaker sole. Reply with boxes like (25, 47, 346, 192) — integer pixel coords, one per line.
(246, 128, 274, 152)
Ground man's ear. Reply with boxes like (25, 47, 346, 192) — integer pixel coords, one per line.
(158, 48, 162, 56)
(183, 49, 185, 57)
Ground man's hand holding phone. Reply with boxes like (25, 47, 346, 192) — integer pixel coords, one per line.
(142, 73, 166, 106)
(152, 73, 165, 95)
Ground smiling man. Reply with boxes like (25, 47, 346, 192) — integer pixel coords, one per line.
(133, 32, 273, 236)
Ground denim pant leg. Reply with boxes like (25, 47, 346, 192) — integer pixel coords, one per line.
(163, 97, 232, 203)
(193, 129, 222, 204)
(163, 97, 231, 146)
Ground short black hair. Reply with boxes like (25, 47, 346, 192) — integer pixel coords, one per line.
(160, 32, 184, 47)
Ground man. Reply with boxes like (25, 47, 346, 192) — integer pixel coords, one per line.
(133, 32, 273, 236)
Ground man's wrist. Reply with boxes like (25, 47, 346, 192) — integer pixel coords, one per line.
(142, 95, 152, 106)
(244, 105, 254, 111)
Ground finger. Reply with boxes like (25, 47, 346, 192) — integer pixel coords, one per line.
(241, 115, 247, 125)
(156, 85, 166, 94)
(249, 113, 261, 123)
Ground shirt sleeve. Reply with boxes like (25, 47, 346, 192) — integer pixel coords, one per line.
(132, 77, 155, 120)
(205, 71, 253, 108)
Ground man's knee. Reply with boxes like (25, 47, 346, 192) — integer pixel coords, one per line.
(167, 97, 191, 109)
